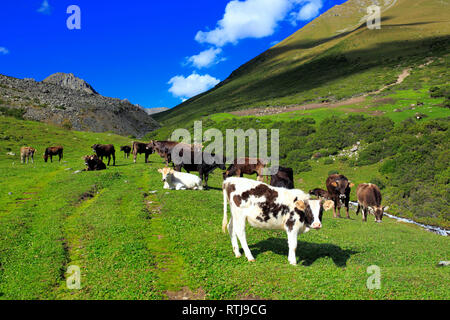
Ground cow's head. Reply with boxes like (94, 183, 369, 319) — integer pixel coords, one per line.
(43, 152, 49, 162)
(330, 179, 354, 200)
(294, 198, 334, 230)
(158, 167, 174, 183)
(369, 206, 389, 223)
(91, 144, 100, 152)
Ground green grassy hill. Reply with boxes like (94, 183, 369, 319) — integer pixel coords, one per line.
(0, 116, 449, 300)
(155, 0, 450, 127)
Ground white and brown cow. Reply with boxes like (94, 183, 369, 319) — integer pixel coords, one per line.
(356, 183, 389, 223)
(20, 147, 36, 164)
(222, 177, 334, 265)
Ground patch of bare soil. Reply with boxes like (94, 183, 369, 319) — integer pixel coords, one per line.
(165, 286, 206, 300)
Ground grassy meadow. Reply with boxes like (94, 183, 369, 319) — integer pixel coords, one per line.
(0, 116, 448, 300)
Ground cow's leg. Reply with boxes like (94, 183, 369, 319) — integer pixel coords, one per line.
(145, 153, 149, 164)
(345, 198, 351, 219)
(234, 213, 255, 262)
(356, 203, 361, 215)
(363, 208, 368, 222)
(336, 198, 342, 218)
(112, 153, 115, 166)
(332, 199, 338, 218)
(203, 173, 209, 189)
(50, 155, 53, 163)
(133, 152, 137, 163)
(286, 228, 299, 266)
(227, 216, 241, 258)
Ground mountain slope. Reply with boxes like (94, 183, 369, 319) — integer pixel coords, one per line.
(0, 73, 160, 138)
(155, 0, 450, 126)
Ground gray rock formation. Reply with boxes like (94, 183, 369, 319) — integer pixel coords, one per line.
(0, 73, 160, 138)
(43, 73, 98, 95)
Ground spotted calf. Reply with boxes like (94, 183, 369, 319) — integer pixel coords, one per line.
(222, 177, 334, 265)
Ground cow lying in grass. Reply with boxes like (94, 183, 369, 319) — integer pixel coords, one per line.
(222, 177, 334, 265)
(158, 167, 203, 190)
(83, 155, 107, 171)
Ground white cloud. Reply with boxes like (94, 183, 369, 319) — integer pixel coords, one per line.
(292, 0, 323, 22)
(186, 48, 225, 69)
(37, 0, 52, 15)
(168, 73, 220, 100)
(0, 47, 9, 55)
(194, 0, 324, 47)
(195, 0, 292, 47)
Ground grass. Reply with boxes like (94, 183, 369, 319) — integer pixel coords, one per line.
(0, 116, 449, 300)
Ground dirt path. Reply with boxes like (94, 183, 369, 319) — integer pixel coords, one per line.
(230, 61, 430, 117)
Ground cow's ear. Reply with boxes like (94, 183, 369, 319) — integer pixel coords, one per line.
(295, 200, 306, 211)
(349, 183, 355, 188)
(158, 168, 163, 173)
(323, 200, 334, 211)
(383, 206, 389, 212)
(331, 182, 338, 187)
(170, 169, 175, 174)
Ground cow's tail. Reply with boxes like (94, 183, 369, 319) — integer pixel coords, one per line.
(222, 185, 229, 233)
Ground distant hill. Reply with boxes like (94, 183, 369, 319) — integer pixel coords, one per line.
(0, 73, 160, 138)
(143, 107, 169, 116)
(155, 0, 450, 126)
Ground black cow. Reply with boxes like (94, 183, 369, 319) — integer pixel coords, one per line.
(326, 174, 354, 219)
(44, 146, 64, 163)
(174, 150, 226, 189)
(120, 146, 132, 159)
(132, 141, 153, 163)
(91, 144, 115, 166)
(270, 166, 294, 189)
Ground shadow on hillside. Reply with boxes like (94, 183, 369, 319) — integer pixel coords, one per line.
(250, 238, 357, 267)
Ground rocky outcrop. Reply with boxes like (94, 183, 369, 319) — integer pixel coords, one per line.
(43, 72, 98, 95)
(0, 73, 160, 138)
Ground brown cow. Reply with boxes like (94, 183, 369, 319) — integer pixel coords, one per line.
(20, 147, 36, 164)
(356, 183, 389, 223)
(83, 155, 107, 171)
(120, 146, 132, 159)
(91, 144, 115, 166)
(309, 188, 330, 200)
(326, 174, 354, 219)
(223, 158, 267, 182)
(132, 141, 153, 163)
(270, 166, 294, 189)
(44, 146, 63, 163)
(150, 140, 201, 166)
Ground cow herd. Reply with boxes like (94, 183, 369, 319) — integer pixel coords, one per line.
(18, 139, 388, 265)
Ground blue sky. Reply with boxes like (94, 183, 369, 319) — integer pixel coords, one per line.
(0, 0, 347, 110)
